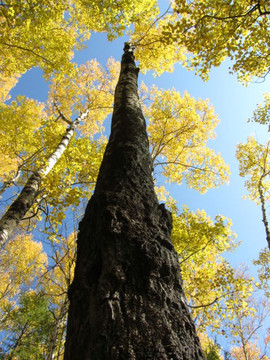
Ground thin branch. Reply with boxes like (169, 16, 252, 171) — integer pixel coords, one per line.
(188, 297, 218, 309)
(257, 0, 270, 16)
(179, 237, 216, 265)
(0, 169, 21, 196)
(204, 5, 258, 21)
(3, 42, 52, 64)
(133, 4, 171, 46)
(154, 160, 219, 176)
(53, 102, 72, 125)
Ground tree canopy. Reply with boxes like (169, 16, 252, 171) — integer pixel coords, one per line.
(132, 0, 270, 83)
(0, 0, 270, 358)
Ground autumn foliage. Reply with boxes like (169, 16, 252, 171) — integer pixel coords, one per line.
(0, 0, 270, 358)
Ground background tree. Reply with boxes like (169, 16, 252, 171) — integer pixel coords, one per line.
(0, 233, 48, 356)
(250, 92, 270, 131)
(0, 59, 118, 244)
(0, 230, 76, 359)
(170, 203, 253, 335)
(0, 0, 157, 78)
(198, 333, 223, 360)
(142, 83, 230, 192)
(131, 0, 270, 83)
(227, 294, 269, 360)
(1, 0, 269, 357)
(1, 291, 55, 360)
(236, 136, 270, 249)
(0, 233, 47, 311)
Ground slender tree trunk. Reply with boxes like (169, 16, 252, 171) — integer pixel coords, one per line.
(47, 299, 68, 360)
(0, 112, 88, 246)
(64, 43, 204, 360)
(258, 174, 270, 250)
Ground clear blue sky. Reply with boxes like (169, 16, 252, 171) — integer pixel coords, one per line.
(11, 30, 270, 277)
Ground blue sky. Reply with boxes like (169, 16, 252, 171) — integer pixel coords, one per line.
(11, 31, 270, 276)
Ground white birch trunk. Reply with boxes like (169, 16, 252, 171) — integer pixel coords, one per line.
(0, 111, 88, 247)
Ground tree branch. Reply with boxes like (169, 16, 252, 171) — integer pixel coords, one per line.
(188, 297, 219, 309)
(3, 42, 52, 64)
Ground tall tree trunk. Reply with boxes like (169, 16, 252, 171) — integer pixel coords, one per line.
(258, 174, 270, 250)
(64, 43, 204, 360)
(0, 112, 88, 246)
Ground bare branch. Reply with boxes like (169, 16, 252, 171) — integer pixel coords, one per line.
(187, 297, 219, 309)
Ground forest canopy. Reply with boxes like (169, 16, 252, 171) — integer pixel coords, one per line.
(0, 0, 270, 359)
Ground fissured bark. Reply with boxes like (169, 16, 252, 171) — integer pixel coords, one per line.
(64, 43, 205, 360)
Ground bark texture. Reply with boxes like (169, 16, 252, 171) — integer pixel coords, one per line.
(64, 43, 205, 360)
(0, 172, 41, 247)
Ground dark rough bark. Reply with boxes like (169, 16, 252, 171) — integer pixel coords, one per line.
(64, 43, 205, 360)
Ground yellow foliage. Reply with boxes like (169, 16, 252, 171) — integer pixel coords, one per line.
(198, 333, 223, 359)
(161, 0, 270, 82)
(171, 204, 254, 333)
(236, 136, 270, 205)
(131, 10, 187, 75)
(41, 136, 106, 234)
(0, 0, 79, 78)
(231, 343, 269, 360)
(0, 72, 19, 103)
(0, 233, 47, 311)
(251, 92, 270, 131)
(0, 96, 45, 184)
(74, 0, 158, 41)
(253, 248, 270, 298)
(41, 233, 76, 307)
(0, 0, 157, 81)
(154, 185, 170, 202)
(48, 58, 119, 137)
(142, 84, 230, 192)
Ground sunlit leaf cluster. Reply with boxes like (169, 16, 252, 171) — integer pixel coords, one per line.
(254, 248, 270, 298)
(0, 233, 47, 312)
(236, 136, 270, 205)
(1, 0, 269, 356)
(0, 0, 157, 80)
(171, 204, 253, 334)
(251, 92, 270, 131)
(0, 59, 118, 234)
(143, 83, 230, 192)
(161, 0, 270, 82)
(131, 10, 187, 75)
(0, 232, 77, 359)
(74, 0, 158, 41)
(48, 58, 119, 135)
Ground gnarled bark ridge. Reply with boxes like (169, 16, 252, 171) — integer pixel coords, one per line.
(64, 43, 205, 360)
